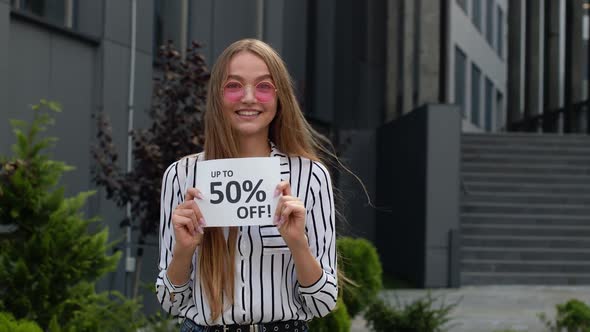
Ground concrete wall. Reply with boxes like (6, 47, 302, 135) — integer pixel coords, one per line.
(376, 104, 461, 287)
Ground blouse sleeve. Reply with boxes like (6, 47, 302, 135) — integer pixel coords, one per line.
(297, 161, 338, 317)
(155, 161, 196, 317)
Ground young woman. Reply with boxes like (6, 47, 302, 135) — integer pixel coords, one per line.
(156, 39, 337, 332)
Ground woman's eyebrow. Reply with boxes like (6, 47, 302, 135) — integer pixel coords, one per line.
(227, 74, 272, 81)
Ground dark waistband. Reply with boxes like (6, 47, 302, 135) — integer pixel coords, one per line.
(194, 319, 307, 332)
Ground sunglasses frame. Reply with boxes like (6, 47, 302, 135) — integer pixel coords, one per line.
(222, 81, 278, 103)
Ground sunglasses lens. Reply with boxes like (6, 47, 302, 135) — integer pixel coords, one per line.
(255, 82, 276, 103)
(223, 82, 276, 103)
(223, 83, 244, 102)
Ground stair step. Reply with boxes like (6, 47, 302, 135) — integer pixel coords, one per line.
(462, 213, 590, 226)
(462, 132, 590, 143)
(461, 202, 590, 215)
(461, 272, 590, 285)
(459, 133, 590, 285)
(462, 192, 590, 205)
(462, 247, 590, 261)
(461, 260, 590, 273)
(461, 235, 590, 249)
(461, 224, 590, 237)
(462, 172, 590, 185)
(463, 153, 590, 166)
(461, 162, 590, 176)
(464, 181, 590, 194)
(463, 145, 590, 156)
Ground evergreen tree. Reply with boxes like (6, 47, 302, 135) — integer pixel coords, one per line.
(0, 100, 145, 331)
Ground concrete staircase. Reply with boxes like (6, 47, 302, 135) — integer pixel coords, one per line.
(460, 133, 590, 285)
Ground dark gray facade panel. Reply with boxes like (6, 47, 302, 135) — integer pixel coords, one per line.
(46, 36, 95, 197)
(337, 129, 377, 241)
(2, 21, 52, 156)
(159, 0, 183, 52)
(132, 52, 155, 131)
(104, 0, 131, 47)
(99, 40, 132, 239)
(188, 0, 214, 63)
(263, 0, 285, 52)
(311, 0, 336, 123)
(424, 104, 461, 287)
(211, 0, 258, 59)
(376, 109, 428, 286)
(136, 0, 155, 56)
(359, 61, 386, 129)
(425, 104, 461, 248)
(333, 0, 359, 129)
(0, 2, 10, 137)
(280, 0, 307, 100)
(424, 248, 448, 287)
(76, 0, 103, 38)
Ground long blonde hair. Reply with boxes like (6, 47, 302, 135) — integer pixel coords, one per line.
(200, 39, 330, 321)
(201, 39, 363, 321)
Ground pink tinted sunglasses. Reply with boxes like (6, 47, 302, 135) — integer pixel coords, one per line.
(222, 81, 277, 103)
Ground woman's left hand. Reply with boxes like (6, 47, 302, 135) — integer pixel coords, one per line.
(274, 181, 308, 249)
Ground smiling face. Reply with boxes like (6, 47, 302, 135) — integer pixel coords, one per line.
(222, 51, 278, 140)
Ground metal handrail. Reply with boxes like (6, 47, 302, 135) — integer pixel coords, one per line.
(509, 100, 590, 134)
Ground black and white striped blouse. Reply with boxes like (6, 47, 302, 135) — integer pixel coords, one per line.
(155, 144, 338, 325)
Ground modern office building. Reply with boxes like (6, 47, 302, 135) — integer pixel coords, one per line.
(1, 0, 589, 314)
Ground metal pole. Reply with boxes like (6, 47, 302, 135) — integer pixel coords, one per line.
(125, 0, 137, 297)
(587, 1, 590, 133)
(256, 0, 264, 40)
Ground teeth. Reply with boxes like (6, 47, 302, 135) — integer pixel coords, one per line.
(237, 111, 260, 116)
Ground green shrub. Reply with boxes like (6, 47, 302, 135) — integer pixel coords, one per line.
(539, 298, 590, 332)
(364, 293, 458, 332)
(0, 101, 145, 331)
(337, 237, 383, 318)
(308, 297, 351, 332)
(0, 312, 43, 332)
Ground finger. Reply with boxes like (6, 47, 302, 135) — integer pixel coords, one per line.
(274, 196, 293, 223)
(197, 225, 204, 234)
(175, 209, 199, 234)
(274, 199, 283, 225)
(185, 187, 204, 202)
(277, 205, 295, 229)
(274, 196, 301, 224)
(172, 215, 197, 236)
(283, 201, 304, 217)
(275, 181, 292, 197)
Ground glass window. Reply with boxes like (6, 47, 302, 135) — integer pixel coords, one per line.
(471, 63, 481, 126)
(497, 6, 504, 58)
(11, 0, 75, 28)
(485, 78, 493, 131)
(486, 0, 494, 46)
(472, 0, 482, 32)
(457, 0, 467, 13)
(455, 47, 467, 117)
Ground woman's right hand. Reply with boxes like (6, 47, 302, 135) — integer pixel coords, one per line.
(171, 188, 207, 256)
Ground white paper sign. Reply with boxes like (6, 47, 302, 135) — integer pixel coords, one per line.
(194, 157, 281, 227)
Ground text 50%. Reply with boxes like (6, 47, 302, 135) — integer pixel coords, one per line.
(210, 180, 271, 219)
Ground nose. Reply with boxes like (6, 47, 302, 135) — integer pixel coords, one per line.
(241, 85, 256, 103)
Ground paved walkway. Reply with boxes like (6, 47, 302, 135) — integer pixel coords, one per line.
(351, 286, 590, 332)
